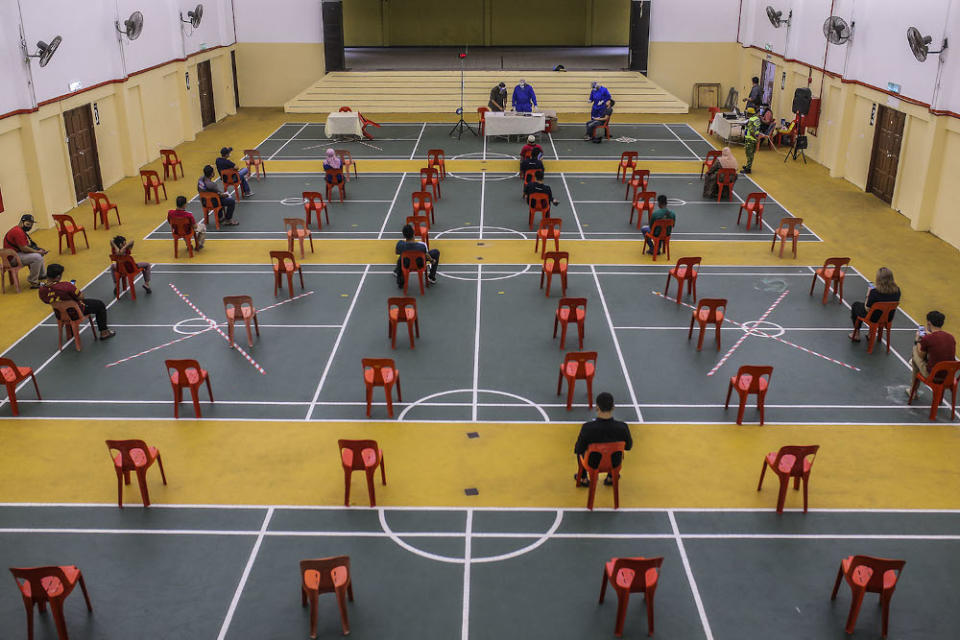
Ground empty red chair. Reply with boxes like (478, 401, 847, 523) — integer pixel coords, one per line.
(642, 219, 673, 261)
(388, 297, 419, 349)
(140, 169, 167, 205)
(540, 251, 568, 297)
(628, 191, 656, 229)
(557, 351, 596, 411)
(362, 358, 401, 417)
(810, 257, 850, 304)
(855, 301, 898, 354)
(426, 149, 446, 180)
(199, 192, 223, 230)
(51, 300, 97, 352)
(420, 167, 441, 199)
(725, 365, 773, 425)
(737, 191, 766, 230)
(357, 112, 380, 139)
(285, 218, 314, 258)
(400, 250, 427, 295)
(106, 439, 167, 508)
(169, 217, 195, 258)
(554, 297, 586, 349)
(223, 295, 260, 348)
(908, 360, 960, 421)
(406, 215, 430, 247)
(221, 168, 246, 200)
(716, 168, 736, 201)
(535, 218, 562, 258)
(521, 168, 539, 199)
(0, 358, 40, 417)
(325, 168, 346, 202)
(244, 148, 267, 180)
(707, 106, 723, 132)
(52, 214, 88, 255)
(528, 192, 551, 230)
(771, 217, 803, 258)
(411, 191, 436, 224)
(758, 445, 819, 513)
(160, 148, 184, 180)
(301, 556, 354, 638)
(1, 249, 26, 294)
(617, 152, 638, 182)
(688, 298, 726, 352)
(335, 150, 355, 181)
(338, 106, 352, 112)
(302, 191, 330, 229)
(271, 250, 304, 298)
(339, 439, 386, 506)
(88, 192, 121, 230)
(830, 555, 905, 638)
(599, 556, 663, 637)
(625, 168, 650, 201)
(10, 565, 93, 640)
(477, 107, 489, 135)
(701, 149, 721, 177)
(165, 359, 213, 419)
(665, 256, 700, 304)
(111, 255, 143, 301)
(576, 442, 625, 510)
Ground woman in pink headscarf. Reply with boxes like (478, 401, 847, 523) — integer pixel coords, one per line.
(324, 148, 344, 185)
(702, 146, 738, 198)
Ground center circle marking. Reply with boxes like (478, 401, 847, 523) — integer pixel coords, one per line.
(173, 317, 216, 335)
(741, 320, 785, 339)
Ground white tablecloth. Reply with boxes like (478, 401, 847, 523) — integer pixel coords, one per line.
(711, 113, 747, 144)
(325, 113, 363, 137)
(484, 112, 546, 137)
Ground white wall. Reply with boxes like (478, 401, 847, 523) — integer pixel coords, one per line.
(0, 0, 34, 116)
(933, 0, 960, 113)
(650, 0, 739, 42)
(233, 0, 323, 43)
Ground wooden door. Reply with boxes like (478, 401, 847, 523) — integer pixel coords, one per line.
(760, 59, 776, 107)
(866, 106, 905, 203)
(197, 60, 216, 127)
(63, 104, 103, 202)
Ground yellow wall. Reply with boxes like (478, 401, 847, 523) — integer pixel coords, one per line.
(648, 42, 740, 108)
(236, 43, 326, 108)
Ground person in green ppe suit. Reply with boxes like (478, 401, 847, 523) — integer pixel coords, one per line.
(741, 107, 761, 174)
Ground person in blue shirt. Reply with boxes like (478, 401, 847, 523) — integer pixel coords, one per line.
(589, 81, 611, 118)
(512, 80, 537, 113)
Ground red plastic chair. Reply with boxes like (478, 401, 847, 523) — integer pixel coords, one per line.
(199, 192, 223, 230)
(244, 149, 267, 180)
(165, 359, 213, 419)
(521, 169, 539, 199)
(737, 191, 766, 230)
(540, 251, 568, 297)
(642, 219, 674, 261)
(855, 301, 898, 354)
(528, 192, 551, 230)
(271, 250, 304, 298)
(357, 112, 380, 139)
(388, 297, 419, 349)
(725, 365, 773, 425)
(325, 168, 346, 203)
(426, 149, 446, 180)
(400, 250, 427, 295)
(771, 217, 803, 258)
(625, 168, 651, 201)
(10, 565, 93, 640)
(809, 257, 850, 304)
(599, 122, 611, 139)
(285, 218, 314, 258)
(1, 249, 25, 294)
(339, 439, 386, 507)
(170, 217, 195, 258)
(599, 556, 663, 637)
(362, 358, 401, 418)
(411, 191, 436, 224)
(554, 297, 586, 349)
(830, 555, 905, 638)
(716, 168, 736, 201)
(111, 254, 143, 301)
(617, 152, 638, 183)
(52, 214, 88, 255)
(88, 192, 121, 229)
(557, 351, 596, 411)
(0, 358, 41, 417)
(160, 148, 184, 180)
(701, 149, 721, 178)
(707, 106, 723, 132)
(301, 556, 353, 638)
(477, 107, 488, 135)
(628, 191, 656, 229)
(420, 167, 441, 199)
(334, 150, 355, 181)
(406, 215, 431, 247)
(577, 442, 625, 510)
(908, 360, 960, 421)
(106, 439, 167, 508)
(223, 295, 260, 348)
(688, 298, 726, 352)
(758, 444, 819, 513)
(221, 168, 246, 200)
(140, 169, 167, 204)
(338, 106, 352, 112)
(51, 300, 97, 352)
(535, 218, 562, 258)
(665, 256, 700, 304)
(302, 191, 330, 229)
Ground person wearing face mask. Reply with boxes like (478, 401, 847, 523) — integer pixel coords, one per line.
(488, 82, 507, 112)
(3, 214, 47, 288)
(512, 79, 537, 113)
(589, 81, 611, 118)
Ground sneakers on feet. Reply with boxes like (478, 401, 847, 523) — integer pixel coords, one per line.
(428, 274, 438, 284)
(143, 284, 152, 294)
(574, 473, 589, 488)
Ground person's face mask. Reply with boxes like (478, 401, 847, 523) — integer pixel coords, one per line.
(519, 81, 525, 87)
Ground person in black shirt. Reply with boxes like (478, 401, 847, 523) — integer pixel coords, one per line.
(523, 174, 560, 206)
(214, 147, 253, 197)
(394, 224, 440, 288)
(744, 76, 762, 111)
(574, 392, 632, 486)
(488, 82, 507, 112)
(585, 99, 614, 143)
(849, 267, 901, 341)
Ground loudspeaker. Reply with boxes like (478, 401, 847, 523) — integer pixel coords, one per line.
(322, 0, 345, 73)
(628, 1, 651, 74)
(792, 87, 812, 115)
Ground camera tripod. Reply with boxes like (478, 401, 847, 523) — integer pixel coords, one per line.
(449, 51, 477, 140)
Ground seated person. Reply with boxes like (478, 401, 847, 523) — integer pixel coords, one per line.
(215, 147, 253, 197)
(39, 263, 115, 340)
(109, 235, 152, 294)
(640, 195, 675, 253)
(168, 196, 206, 250)
(574, 392, 632, 487)
(3, 214, 47, 288)
(584, 98, 614, 143)
(324, 148, 345, 184)
(849, 267, 901, 341)
(520, 155, 544, 178)
(702, 147, 738, 199)
(912, 310, 956, 382)
(521, 135, 543, 162)
(523, 174, 560, 207)
(394, 223, 440, 287)
(198, 165, 237, 224)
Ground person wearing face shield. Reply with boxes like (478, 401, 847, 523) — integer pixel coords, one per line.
(589, 81, 611, 118)
(488, 82, 507, 111)
(512, 79, 537, 113)
(3, 214, 47, 288)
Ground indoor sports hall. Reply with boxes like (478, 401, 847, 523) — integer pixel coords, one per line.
(1, 2, 959, 639)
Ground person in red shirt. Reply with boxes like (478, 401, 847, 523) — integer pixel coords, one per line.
(38, 263, 115, 340)
(167, 195, 205, 250)
(912, 310, 956, 382)
(3, 214, 47, 288)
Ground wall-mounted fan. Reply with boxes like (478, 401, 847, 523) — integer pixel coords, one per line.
(24, 36, 62, 67)
(180, 4, 203, 28)
(823, 16, 853, 44)
(906, 27, 947, 62)
(117, 11, 144, 41)
(766, 6, 791, 28)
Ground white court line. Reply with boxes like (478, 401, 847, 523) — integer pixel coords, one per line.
(252, 122, 286, 150)
(560, 173, 586, 239)
(729, 187, 778, 235)
(409, 123, 427, 160)
(47, 323, 343, 329)
(216, 507, 273, 640)
(461, 509, 473, 640)
(378, 173, 406, 239)
(479, 172, 486, 240)
(664, 125, 704, 161)
(268, 124, 309, 160)
(612, 326, 915, 332)
(590, 265, 643, 423)
(305, 265, 370, 420)
(548, 132, 560, 161)
(471, 264, 483, 421)
(669, 510, 715, 640)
